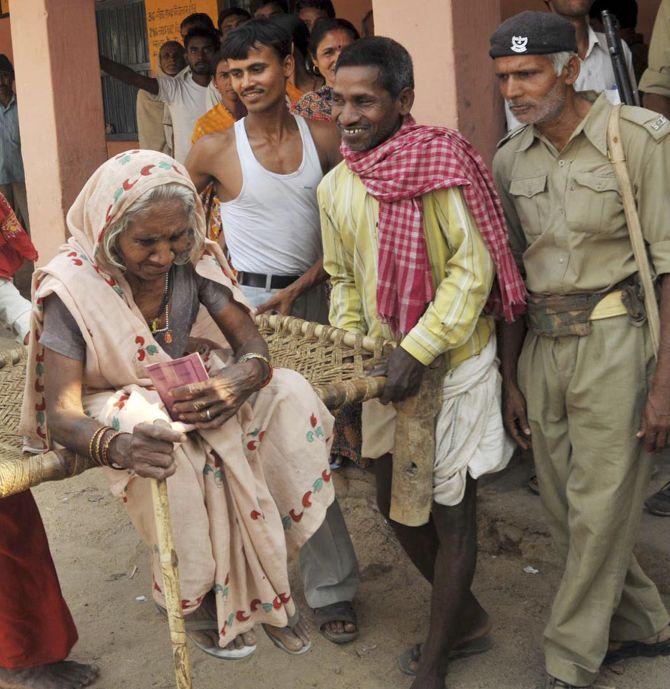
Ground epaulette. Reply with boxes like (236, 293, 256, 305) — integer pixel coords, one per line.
(620, 105, 670, 142)
(497, 125, 529, 149)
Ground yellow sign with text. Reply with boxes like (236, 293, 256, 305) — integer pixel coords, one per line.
(145, 0, 218, 74)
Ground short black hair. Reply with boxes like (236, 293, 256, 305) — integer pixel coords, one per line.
(209, 49, 228, 75)
(253, 0, 289, 13)
(0, 54, 13, 76)
(295, 0, 336, 18)
(589, 0, 638, 30)
(184, 27, 221, 51)
(218, 7, 252, 31)
(180, 12, 216, 32)
(159, 40, 183, 53)
(309, 18, 360, 56)
(336, 36, 414, 98)
(222, 18, 292, 61)
(270, 14, 310, 58)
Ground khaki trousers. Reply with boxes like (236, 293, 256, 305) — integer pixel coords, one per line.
(518, 315, 669, 686)
(0, 181, 29, 233)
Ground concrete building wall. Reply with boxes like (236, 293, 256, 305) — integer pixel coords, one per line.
(12, 0, 108, 260)
(334, 0, 372, 32)
(0, 16, 11, 61)
(374, 0, 503, 164)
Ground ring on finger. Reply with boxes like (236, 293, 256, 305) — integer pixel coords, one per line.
(205, 408, 212, 421)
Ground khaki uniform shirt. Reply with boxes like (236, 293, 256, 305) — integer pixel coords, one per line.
(640, 0, 670, 99)
(492, 93, 670, 295)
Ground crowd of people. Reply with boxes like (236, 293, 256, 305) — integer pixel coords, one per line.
(1, 1, 670, 689)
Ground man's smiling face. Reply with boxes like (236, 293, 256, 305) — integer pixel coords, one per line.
(331, 64, 411, 152)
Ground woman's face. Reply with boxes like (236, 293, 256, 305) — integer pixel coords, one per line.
(314, 29, 355, 87)
(116, 199, 192, 282)
(213, 59, 238, 106)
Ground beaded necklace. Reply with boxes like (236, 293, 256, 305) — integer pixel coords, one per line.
(149, 267, 173, 344)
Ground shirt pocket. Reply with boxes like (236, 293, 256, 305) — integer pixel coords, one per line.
(509, 174, 547, 237)
(566, 171, 624, 234)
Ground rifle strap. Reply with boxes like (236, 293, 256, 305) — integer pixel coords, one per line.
(607, 105, 661, 358)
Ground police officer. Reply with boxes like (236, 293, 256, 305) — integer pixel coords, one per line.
(640, 0, 670, 120)
(490, 11, 670, 689)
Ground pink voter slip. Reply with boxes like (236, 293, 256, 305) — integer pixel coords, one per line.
(146, 353, 209, 421)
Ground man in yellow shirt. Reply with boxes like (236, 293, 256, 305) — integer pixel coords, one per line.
(319, 36, 524, 689)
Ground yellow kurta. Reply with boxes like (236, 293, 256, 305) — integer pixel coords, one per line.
(318, 161, 494, 369)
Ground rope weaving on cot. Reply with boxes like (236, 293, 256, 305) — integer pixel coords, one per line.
(0, 316, 392, 497)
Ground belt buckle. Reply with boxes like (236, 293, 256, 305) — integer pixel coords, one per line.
(265, 274, 272, 291)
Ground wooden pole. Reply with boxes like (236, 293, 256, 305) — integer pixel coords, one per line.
(150, 478, 193, 689)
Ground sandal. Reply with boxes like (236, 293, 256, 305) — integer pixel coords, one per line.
(263, 619, 312, 656)
(605, 625, 670, 664)
(645, 480, 670, 516)
(398, 637, 494, 677)
(313, 601, 359, 645)
(156, 603, 256, 660)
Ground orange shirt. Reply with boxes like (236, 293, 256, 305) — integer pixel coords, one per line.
(192, 104, 236, 144)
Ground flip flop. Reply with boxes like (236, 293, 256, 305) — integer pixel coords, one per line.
(313, 601, 359, 645)
(263, 622, 313, 656)
(187, 620, 257, 660)
(156, 603, 257, 660)
(398, 636, 494, 677)
(605, 627, 670, 664)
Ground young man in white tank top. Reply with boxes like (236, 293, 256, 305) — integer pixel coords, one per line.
(186, 19, 360, 651)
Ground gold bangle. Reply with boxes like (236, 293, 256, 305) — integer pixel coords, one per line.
(238, 352, 273, 388)
(101, 430, 122, 468)
(89, 426, 111, 467)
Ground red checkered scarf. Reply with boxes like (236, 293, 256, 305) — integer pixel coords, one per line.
(342, 116, 527, 335)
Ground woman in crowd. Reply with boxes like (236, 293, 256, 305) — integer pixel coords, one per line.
(292, 18, 360, 121)
(20, 151, 335, 660)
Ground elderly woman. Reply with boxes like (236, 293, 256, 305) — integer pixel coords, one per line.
(292, 18, 359, 121)
(20, 151, 335, 660)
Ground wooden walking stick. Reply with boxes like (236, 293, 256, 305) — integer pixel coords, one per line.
(150, 476, 193, 689)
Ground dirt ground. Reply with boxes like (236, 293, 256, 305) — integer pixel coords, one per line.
(30, 454, 670, 689)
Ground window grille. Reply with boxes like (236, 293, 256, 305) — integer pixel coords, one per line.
(96, 0, 150, 139)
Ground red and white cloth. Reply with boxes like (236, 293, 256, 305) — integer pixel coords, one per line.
(342, 116, 526, 335)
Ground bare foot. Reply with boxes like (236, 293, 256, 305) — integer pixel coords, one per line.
(405, 606, 492, 674)
(322, 620, 357, 636)
(263, 618, 311, 654)
(188, 628, 256, 653)
(409, 673, 444, 689)
(180, 593, 256, 654)
(0, 661, 99, 689)
(608, 624, 670, 653)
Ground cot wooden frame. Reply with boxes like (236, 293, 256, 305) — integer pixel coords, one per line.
(0, 315, 390, 689)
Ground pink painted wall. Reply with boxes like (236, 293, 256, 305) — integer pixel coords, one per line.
(0, 17, 12, 61)
(373, 0, 503, 164)
(334, 0, 372, 33)
(107, 139, 140, 158)
(12, 0, 108, 263)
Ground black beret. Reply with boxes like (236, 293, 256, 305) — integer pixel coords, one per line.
(0, 54, 13, 75)
(489, 11, 577, 58)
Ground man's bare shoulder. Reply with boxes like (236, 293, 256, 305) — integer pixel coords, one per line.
(305, 118, 340, 150)
(192, 127, 238, 160)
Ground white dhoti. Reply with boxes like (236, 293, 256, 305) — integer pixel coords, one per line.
(362, 336, 514, 506)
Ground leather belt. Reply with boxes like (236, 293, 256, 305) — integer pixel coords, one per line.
(237, 271, 300, 290)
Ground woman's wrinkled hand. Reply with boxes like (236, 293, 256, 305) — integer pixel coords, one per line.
(170, 361, 265, 429)
(111, 422, 186, 480)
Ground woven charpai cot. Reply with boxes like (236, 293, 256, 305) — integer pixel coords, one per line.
(255, 314, 393, 408)
(0, 315, 392, 498)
